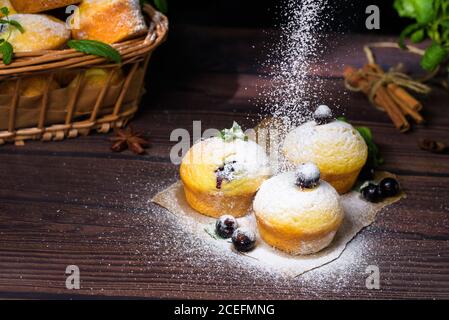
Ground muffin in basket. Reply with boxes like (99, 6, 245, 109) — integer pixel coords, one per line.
(72, 0, 148, 44)
(0, 2, 167, 145)
(180, 122, 271, 218)
(253, 163, 344, 255)
(9, 0, 80, 13)
(283, 105, 368, 194)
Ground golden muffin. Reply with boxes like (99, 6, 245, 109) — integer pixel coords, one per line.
(0, 14, 70, 52)
(72, 0, 148, 44)
(283, 106, 368, 194)
(180, 124, 271, 218)
(9, 0, 80, 13)
(68, 68, 124, 90)
(253, 163, 344, 255)
(0, 76, 59, 97)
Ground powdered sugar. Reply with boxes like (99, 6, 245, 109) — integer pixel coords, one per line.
(253, 172, 341, 219)
(184, 137, 271, 180)
(295, 162, 320, 184)
(4, 14, 70, 52)
(152, 173, 403, 277)
(283, 120, 368, 173)
(314, 104, 333, 118)
(261, 0, 330, 130)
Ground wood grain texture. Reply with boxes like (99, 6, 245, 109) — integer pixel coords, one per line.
(0, 28, 448, 299)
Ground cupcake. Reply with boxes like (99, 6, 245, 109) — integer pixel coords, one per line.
(283, 105, 368, 194)
(253, 163, 344, 255)
(180, 122, 271, 218)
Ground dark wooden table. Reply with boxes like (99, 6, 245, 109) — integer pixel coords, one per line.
(1, 27, 448, 299)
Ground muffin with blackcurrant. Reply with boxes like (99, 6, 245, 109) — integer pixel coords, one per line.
(283, 105, 368, 194)
(253, 163, 344, 255)
(180, 122, 271, 218)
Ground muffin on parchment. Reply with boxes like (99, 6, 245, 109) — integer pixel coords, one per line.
(253, 163, 344, 255)
(283, 105, 368, 194)
(180, 122, 271, 218)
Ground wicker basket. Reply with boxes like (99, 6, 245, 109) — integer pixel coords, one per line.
(0, 4, 168, 146)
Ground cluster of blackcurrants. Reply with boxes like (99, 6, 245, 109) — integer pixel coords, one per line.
(360, 177, 400, 203)
(215, 215, 256, 252)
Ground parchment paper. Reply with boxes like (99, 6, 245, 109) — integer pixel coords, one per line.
(152, 172, 404, 276)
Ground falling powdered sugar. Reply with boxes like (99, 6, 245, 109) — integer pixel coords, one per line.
(261, 0, 330, 130)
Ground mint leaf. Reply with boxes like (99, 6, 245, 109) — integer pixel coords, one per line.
(0, 39, 13, 65)
(399, 23, 422, 48)
(394, 0, 419, 19)
(154, 0, 168, 13)
(413, 0, 435, 24)
(8, 20, 25, 33)
(411, 29, 425, 43)
(67, 40, 121, 63)
(0, 19, 25, 33)
(356, 126, 373, 142)
(356, 127, 384, 167)
(219, 122, 248, 142)
(0, 7, 9, 17)
(420, 43, 448, 71)
(395, 0, 435, 24)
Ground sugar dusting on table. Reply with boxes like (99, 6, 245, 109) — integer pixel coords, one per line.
(137, 0, 371, 293)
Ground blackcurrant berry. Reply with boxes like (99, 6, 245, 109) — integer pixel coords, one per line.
(215, 215, 238, 239)
(379, 178, 400, 198)
(231, 228, 256, 252)
(361, 183, 382, 203)
(295, 162, 320, 189)
(314, 105, 333, 125)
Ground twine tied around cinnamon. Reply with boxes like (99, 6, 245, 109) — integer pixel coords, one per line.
(345, 67, 432, 109)
(343, 42, 432, 132)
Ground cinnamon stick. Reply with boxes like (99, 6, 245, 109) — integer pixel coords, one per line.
(368, 63, 422, 111)
(344, 65, 410, 132)
(387, 84, 424, 124)
(387, 83, 422, 111)
(363, 65, 410, 132)
(375, 86, 410, 132)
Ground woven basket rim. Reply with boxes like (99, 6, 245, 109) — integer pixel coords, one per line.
(0, 4, 168, 78)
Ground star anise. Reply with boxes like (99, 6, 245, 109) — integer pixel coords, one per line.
(110, 127, 150, 155)
(418, 138, 447, 154)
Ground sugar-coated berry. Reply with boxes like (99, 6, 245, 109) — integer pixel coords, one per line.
(295, 162, 320, 189)
(361, 183, 382, 203)
(215, 215, 238, 239)
(232, 227, 256, 252)
(314, 105, 333, 125)
(379, 178, 400, 198)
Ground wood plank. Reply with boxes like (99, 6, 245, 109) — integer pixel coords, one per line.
(0, 147, 448, 299)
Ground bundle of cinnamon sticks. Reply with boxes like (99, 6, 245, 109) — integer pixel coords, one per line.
(344, 63, 425, 132)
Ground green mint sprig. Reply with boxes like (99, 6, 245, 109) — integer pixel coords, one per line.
(67, 40, 122, 64)
(219, 122, 249, 142)
(0, 7, 25, 65)
(337, 117, 384, 167)
(394, 0, 449, 72)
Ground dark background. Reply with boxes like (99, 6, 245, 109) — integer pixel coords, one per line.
(146, 0, 410, 107)
(166, 0, 408, 32)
